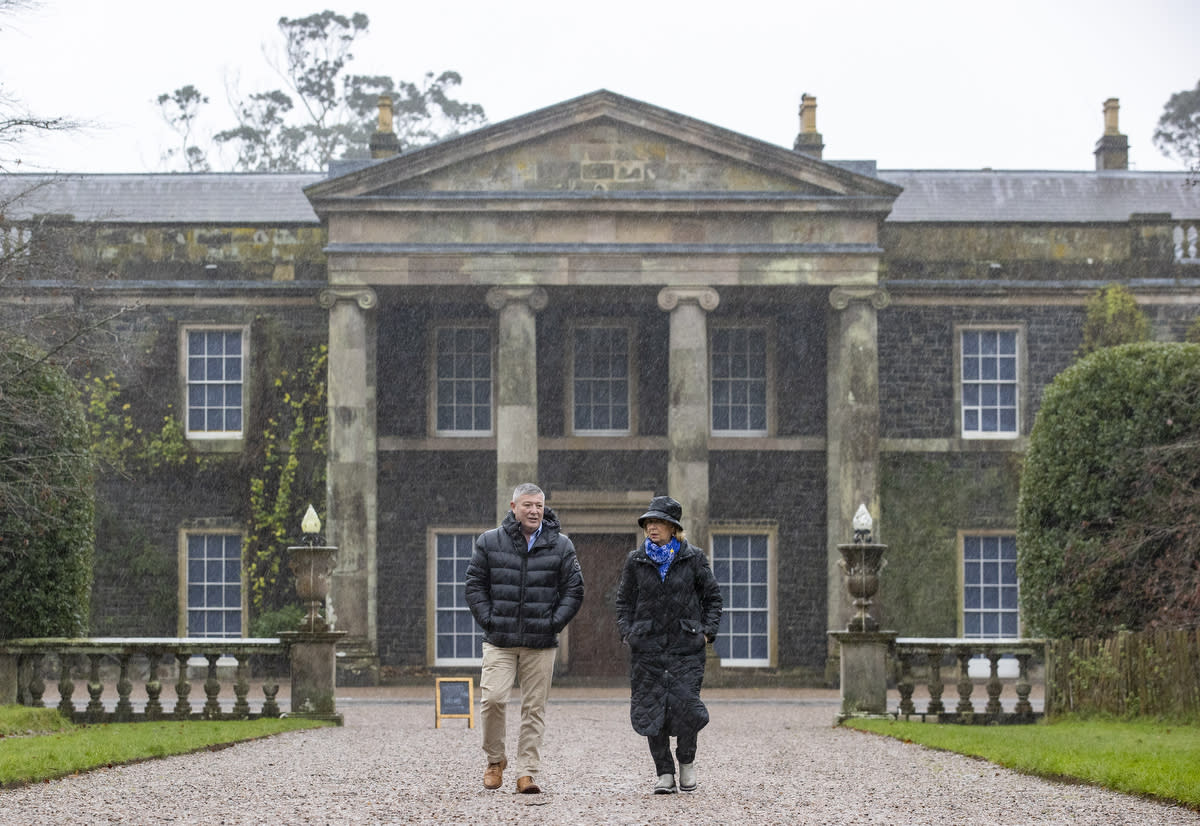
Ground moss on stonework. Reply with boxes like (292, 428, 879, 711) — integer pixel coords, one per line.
(879, 452, 1021, 636)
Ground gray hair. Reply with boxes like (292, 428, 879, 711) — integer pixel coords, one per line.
(511, 483, 544, 501)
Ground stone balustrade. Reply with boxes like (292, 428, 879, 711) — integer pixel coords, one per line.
(0, 638, 288, 723)
(891, 638, 1045, 723)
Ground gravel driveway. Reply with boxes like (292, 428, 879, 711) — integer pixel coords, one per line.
(2, 687, 1196, 825)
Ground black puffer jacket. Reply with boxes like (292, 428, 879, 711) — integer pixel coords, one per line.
(615, 540, 722, 737)
(464, 508, 584, 649)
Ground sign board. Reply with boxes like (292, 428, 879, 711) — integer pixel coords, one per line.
(435, 677, 475, 728)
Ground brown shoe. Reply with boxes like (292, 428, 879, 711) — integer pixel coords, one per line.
(483, 758, 507, 790)
(516, 775, 541, 794)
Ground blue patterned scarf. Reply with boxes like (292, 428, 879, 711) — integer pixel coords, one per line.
(644, 536, 681, 581)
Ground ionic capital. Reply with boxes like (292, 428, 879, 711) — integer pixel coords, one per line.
(829, 286, 890, 311)
(318, 286, 378, 310)
(485, 286, 549, 312)
(657, 287, 720, 313)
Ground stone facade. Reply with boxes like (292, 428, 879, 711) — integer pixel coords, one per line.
(3, 91, 1198, 685)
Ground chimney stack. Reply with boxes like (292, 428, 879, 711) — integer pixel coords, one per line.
(369, 94, 402, 159)
(793, 93, 824, 160)
(1094, 97, 1128, 171)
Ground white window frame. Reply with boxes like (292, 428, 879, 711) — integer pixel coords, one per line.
(710, 528, 776, 667)
(427, 530, 487, 666)
(956, 324, 1024, 440)
(710, 322, 772, 437)
(179, 529, 245, 639)
(182, 326, 247, 440)
(960, 532, 1020, 639)
(431, 324, 494, 437)
(567, 320, 635, 436)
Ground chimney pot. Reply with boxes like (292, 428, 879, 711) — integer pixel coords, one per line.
(369, 93, 402, 159)
(1094, 97, 1128, 170)
(793, 93, 825, 160)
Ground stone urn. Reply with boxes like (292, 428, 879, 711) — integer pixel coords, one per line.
(836, 504, 888, 632)
(837, 542, 887, 632)
(288, 545, 336, 632)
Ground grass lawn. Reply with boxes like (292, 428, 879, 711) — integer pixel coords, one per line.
(843, 716, 1200, 810)
(0, 705, 333, 787)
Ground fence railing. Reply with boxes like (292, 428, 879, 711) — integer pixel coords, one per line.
(0, 638, 288, 723)
(1046, 627, 1200, 720)
(891, 638, 1045, 723)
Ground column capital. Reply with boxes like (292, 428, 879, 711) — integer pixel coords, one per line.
(318, 286, 378, 310)
(657, 286, 720, 313)
(829, 286, 890, 311)
(486, 286, 549, 312)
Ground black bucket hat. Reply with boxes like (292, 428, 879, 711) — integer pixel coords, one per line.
(638, 496, 683, 530)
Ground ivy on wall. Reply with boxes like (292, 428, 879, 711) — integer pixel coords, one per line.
(244, 344, 328, 621)
(83, 343, 329, 632)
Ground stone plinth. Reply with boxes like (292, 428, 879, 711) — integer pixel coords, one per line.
(280, 631, 347, 725)
(829, 630, 896, 720)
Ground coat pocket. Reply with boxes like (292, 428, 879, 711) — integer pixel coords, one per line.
(678, 618, 706, 653)
(627, 619, 654, 651)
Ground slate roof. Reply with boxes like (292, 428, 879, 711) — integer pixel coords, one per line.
(0, 173, 322, 223)
(878, 170, 1200, 223)
(2, 169, 1197, 226)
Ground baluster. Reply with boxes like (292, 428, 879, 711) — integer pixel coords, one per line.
(232, 654, 251, 718)
(1014, 653, 1034, 717)
(56, 653, 76, 718)
(203, 653, 222, 719)
(173, 653, 192, 719)
(262, 680, 281, 718)
(27, 653, 46, 708)
(144, 650, 164, 720)
(86, 654, 105, 723)
(261, 653, 281, 718)
(955, 650, 975, 718)
(112, 653, 133, 722)
(985, 650, 1003, 716)
(896, 651, 915, 717)
(925, 647, 945, 717)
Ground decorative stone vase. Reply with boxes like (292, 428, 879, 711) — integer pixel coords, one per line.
(288, 545, 336, 632)
(837, 542, 887, 632)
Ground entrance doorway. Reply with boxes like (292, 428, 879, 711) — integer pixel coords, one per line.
(568, 532, 636, 679)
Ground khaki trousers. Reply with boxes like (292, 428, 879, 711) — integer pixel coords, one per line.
(479, 642, 557, 779)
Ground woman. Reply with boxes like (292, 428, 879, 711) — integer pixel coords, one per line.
(615, 495, 723, 794)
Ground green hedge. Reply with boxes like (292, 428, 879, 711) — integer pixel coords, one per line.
(1017, 342, 1200, 637)
(0, 335, 95, 638)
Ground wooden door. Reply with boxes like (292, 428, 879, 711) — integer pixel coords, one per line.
(567, 533, 636, 679)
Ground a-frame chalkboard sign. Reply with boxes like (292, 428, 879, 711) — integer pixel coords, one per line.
(435, 677, 476, 728)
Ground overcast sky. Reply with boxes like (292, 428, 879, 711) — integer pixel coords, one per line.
(2, 0, 1196, 174)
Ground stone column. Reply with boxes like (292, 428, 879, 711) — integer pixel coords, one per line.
(318, 286, 378, 682)
(486, 286, 548, 522)
(826, 287, 888, 636)
(657, 287, 720, 545)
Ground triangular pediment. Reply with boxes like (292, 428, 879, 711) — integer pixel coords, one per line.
(305, 90, 900, 205)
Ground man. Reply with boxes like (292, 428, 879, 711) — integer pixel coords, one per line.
(465, 483, 585, 794)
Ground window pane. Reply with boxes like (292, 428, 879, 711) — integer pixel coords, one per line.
(961, 329, 1019, 437)
(434, 533, 485, 663)
(711, 327, 767, 434)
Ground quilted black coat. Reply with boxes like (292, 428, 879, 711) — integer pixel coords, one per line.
(464, 508, 585, 649)
(615, 540, 722, 737)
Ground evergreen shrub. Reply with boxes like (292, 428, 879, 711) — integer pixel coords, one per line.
(0, 334, 96, 638)
(1017, 342, 1200, 637)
